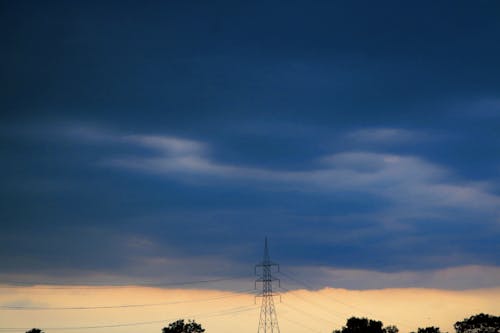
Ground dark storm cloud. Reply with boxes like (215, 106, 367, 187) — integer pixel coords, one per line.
(1, 1, 499, 289)
(2, 124, 499, 283)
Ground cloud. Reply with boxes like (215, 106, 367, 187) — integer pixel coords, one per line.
(453, 97, 500, 118)
(105, 131, 429, 186)
(0, 299, 48, 308)
(344, 128, 428, 144)
(65, 126, 500, 255)
(53, 126, 500, 236)
(105, 134, 235, 176)
(4, 124, 495, 278)
(287, 265, 500, 290)
(123, 135, 206, 156)
(85, 129, 500, 224)
(2, 243, 499, 290)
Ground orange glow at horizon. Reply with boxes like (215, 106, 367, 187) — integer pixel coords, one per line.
(0, 286, 499, 333)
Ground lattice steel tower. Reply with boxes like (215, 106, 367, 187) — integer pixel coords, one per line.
(255, 237, 280, 333)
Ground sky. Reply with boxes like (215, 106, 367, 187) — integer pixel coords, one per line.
(1, 286, 499, 333)
(1, 1, 500, 332)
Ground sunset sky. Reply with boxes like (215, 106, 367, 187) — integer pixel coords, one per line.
(1, 1, 499, 332)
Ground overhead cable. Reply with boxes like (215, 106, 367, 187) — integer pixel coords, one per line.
(0, 288, 256, 310)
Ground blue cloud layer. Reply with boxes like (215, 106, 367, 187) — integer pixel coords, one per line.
(1, 124, 499, 287)
(1, 1, 499, 289)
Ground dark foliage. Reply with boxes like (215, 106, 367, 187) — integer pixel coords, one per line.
(386, 325, 399, 333)
(333, 316, 398, 333)
(412, 326, 443, 333)
(162, 319, 205, 333)
(26, 329, 44, 333)
(454, 313, 500, 333)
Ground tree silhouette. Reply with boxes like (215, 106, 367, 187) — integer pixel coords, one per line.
(412, 327, 443, 333)
(161, 319, 205, 333)
(333, 316, 398, 333)
(454, 313, 500, 333)
(386, 325, 399, 333)
(26, 329, 44, 333)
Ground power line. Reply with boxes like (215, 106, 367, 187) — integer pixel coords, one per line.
(196, 304, 258, 318)
(280, 300, 340, 327)
(0, 288, 256, 310)
(280, 315, 325, 333)
(278, 285, 348, 331)
(278, 271, 414, 331)
(0, 275, 252, 290)
(279, 271, 379, 314)
(279, 285, 349, 321)
(0, 304, 258, 331)
(0, 319, 167, 331)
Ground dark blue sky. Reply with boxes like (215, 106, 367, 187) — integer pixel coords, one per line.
(1, 1, 499, 289)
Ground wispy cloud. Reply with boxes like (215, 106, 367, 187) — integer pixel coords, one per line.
(123, 135, 206, 156)
(453, 97, 500, 118)
(288, 265, 500, 290)
(22, 124, 493, 275)
(73, 127, 500, 224)
(344, 128, 428, 144)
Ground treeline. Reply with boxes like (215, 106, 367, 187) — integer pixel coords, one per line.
(25, 313, 500, 333)
(332, 313, 499, 333)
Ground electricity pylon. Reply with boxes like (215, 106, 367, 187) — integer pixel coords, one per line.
(255, 237, 280, 333)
